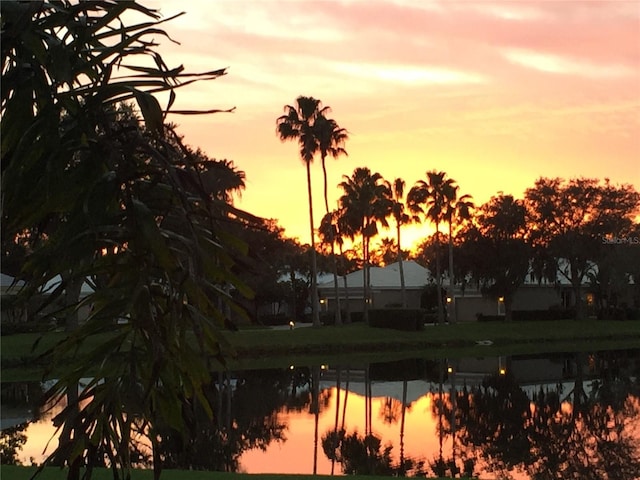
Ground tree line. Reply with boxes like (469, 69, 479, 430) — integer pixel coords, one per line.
(276, 96, 640, 325)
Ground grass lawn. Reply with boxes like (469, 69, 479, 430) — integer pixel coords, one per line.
(2, 319, 639, 381)
(0, 467, 462, 480)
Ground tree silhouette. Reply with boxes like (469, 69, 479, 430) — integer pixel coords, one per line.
(408, 171, 456, 324)
(387, 178, 418, 308)
(443, 183, 473, 323)
(525, 178, 640, 320)
(461, 194, 530, 321)
(316, 114, 348, 326)
(276, 96, 333, 327)
(338, 168, 392, 322)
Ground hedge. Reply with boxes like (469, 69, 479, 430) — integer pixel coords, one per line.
(368, 308, 425, 331)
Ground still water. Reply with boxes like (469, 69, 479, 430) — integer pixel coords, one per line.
(2, 349, 640, 479)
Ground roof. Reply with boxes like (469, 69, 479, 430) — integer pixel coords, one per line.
(2, 273, 94, 295)
(0, 273, 25, 293)
(318, 260, 431, 290)
(41, 275, 95, 295)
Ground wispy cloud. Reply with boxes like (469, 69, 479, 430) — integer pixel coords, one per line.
(503, 48, 637, 79)
(330, 61, 487, 85)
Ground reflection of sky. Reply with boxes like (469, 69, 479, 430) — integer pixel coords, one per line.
(15, 385, 445, 472)
(10, 382, 640, 478)
(239, 386, 441, 474)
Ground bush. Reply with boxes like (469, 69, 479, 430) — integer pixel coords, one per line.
(368, 309, 425, 331)
(512, 309, 574, 321)
(476, 314, 504, 322)
(0, 320, 54, 336)
(258, 313, 292, 326)
(598, 308, 640, 321)
(424, 313, 439, 324)
(476, 309, 576, 322)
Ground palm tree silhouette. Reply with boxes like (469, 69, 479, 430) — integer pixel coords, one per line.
(338, 167, 392, 322)
(276, 96, 328, 327)
(408, 171, 454, 324)
(387, 177, 417, 308)
(443, 184, 473, 323)
(316, 115, 348, 326)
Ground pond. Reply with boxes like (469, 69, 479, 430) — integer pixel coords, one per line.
(2, 348, 640, 479)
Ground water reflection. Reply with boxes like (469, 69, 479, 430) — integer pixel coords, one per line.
(1, 350, 639, 478)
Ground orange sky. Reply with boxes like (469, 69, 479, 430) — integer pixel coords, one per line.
(146, 0, 639, 250)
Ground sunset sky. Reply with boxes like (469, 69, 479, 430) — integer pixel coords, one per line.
(149, 0, 639, 250)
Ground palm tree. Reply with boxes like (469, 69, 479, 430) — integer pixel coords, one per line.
(408, 171, 454, 324)
(319, 210, 344, 324)
(276, 96, 327, 327)
(198, 158, 246, 204)
(316, 115, 349, 214)
(335, 207, 358, 324)
(338, 167, 392, 322)
(387, 178, 417, 308)
(316, 115, 348, 326)
(443, 185, 474, 323)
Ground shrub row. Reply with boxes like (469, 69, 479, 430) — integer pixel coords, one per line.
(257, 313, 293, 326)
(477, 309, 576, 322)
(368, 308, 425, 331)
(0, 320, 54, 336)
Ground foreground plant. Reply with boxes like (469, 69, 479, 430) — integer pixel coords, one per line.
(2, 2, 250, 479)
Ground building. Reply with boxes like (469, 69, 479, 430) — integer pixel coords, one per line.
(317, 260, 430, 313)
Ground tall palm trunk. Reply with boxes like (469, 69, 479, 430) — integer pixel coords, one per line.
(339, 242, 351, 323)
(435, 226, 444, 324)
(62, 270, 83, 332)
(362, 224, 370, 323)
(306, 162, 320, 327)
(322, 157, 342, 326)
(448, 219, 456, 323)
(397, 222, 407, 308)
(329, 241, 342, 325)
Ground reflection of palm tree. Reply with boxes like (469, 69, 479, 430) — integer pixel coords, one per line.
(399, 378, 408, 475)
(379, 396, 402, 425)
(311, 365, 321, 474)
(339, 168, 392, 322)
(408, 171, 454, 324)
(276, 96, 328, 327)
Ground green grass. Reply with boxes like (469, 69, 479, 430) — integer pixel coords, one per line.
(2, 319, 639, 381)
(0, 467, 460, 480)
